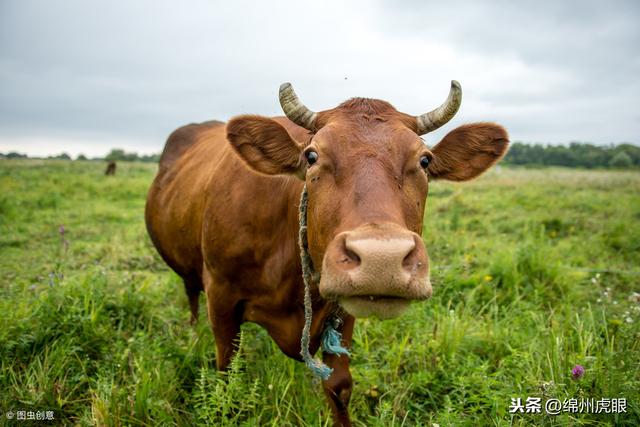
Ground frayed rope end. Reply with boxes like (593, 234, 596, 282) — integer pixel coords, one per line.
(303, 357, 333, 380)
(301, 321, 350, 381)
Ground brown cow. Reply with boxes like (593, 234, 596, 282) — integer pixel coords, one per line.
(105, 161, 116, 176)
(145, 82, 508, 426)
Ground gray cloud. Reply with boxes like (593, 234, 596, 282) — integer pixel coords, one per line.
(371, 0, 640, 140)
(1, 0, 638, 156)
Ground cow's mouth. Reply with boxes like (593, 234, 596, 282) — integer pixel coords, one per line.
(339, 295, 411, 319)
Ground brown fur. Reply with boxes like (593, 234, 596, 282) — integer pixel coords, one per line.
(104, 161, 116, 176)
(159, 120, 224, 173)
(145, 96, 509, 426)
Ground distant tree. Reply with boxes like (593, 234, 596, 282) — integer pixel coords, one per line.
(139, 153, 161, 163)
(614, 144, 640, 166)
(5, 151, 28, 159)
(76, 154, 88, 161)
(49, 153, 71, 160)
(608, 151, 633, 168)
(105, 149, 127, 161)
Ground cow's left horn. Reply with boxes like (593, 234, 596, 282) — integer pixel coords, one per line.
(415, 80, 462, 135)
(279, 83, 317, 130)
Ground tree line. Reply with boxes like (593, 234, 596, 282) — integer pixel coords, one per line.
(103, 149, 160, 163)
(503, 142, 639, 169)
(0, 149, 160, 163)
(2, 144, 639, 169)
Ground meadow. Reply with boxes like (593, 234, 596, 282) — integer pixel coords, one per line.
(0, 159, 638, 426)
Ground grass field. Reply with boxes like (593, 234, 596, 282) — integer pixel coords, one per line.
(1, 160, 639, 426)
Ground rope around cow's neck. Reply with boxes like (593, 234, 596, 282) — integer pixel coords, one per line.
(298, 185, 350, 380)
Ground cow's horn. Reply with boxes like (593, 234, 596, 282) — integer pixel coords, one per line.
(279, 83, 317, 130)
(415, 80, 462, 135)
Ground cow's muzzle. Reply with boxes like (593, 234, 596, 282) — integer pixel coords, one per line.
(320, 223, 432, 319)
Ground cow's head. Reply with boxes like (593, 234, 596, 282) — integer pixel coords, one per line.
(227, 82, 508, 319)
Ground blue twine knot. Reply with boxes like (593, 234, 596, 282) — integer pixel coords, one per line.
(321, 319, 350, 357)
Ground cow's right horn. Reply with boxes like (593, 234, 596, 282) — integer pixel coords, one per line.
(415, 80, 462, 135)
(279, 83, 317, 131)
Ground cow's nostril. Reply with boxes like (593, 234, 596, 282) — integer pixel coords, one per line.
(333, 235, 361, 269)
(402, 236, 425, 272)
(402, 238, 428, 274)
(402, 249, 415, 266)
(344, 248, 361, 264)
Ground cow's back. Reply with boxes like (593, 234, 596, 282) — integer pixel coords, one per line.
(158, 120, 224, 173)
(145, 121, 227, 278)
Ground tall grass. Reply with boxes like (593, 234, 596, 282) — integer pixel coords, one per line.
(1, 161, 638, 425)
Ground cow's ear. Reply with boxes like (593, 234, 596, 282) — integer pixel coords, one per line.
(226, 115, 305, 178)
(427, 123, 509, 181)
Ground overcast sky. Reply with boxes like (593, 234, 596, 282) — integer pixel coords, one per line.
(1, 0, 639, 157)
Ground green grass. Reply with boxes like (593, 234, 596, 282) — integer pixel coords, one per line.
(1, 160, 639, 426)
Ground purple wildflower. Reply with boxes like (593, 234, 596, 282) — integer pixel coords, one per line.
(571, 365, 585, 379)
(58, 224, 69, 253)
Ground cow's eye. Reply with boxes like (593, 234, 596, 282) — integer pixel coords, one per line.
(419, 155, 430, 169)
(305, 150, 319, 165)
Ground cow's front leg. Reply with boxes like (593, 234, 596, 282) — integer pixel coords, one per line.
(203, 268, 241, 370)
(322, 315, 355, 427)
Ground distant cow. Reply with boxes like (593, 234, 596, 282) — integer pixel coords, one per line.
(145, 82, 508, 425)
(105, 161, 116, 176)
